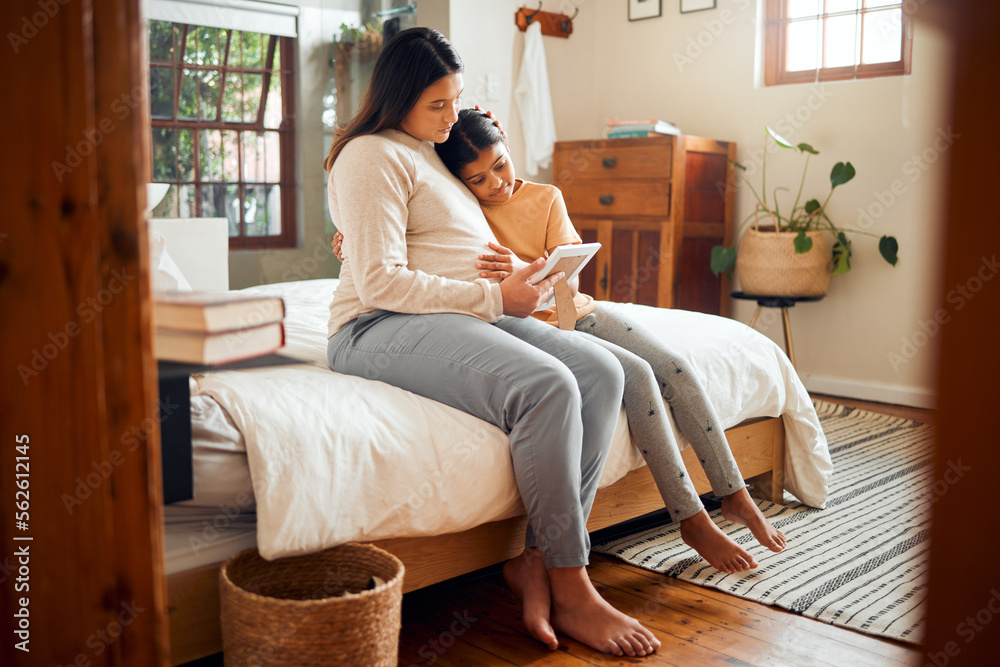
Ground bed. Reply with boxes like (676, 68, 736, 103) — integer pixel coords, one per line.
(150, 221, 832, 665)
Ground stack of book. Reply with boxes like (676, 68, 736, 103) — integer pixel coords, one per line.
(604, 118, 681, 139)
(153, 292, 286, 365)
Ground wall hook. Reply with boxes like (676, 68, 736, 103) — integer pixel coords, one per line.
(515, 3, 574, 38)
(525, 2, 543, 25)
(562, 7, 579, 32)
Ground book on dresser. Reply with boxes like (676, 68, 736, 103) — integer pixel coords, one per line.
(153, 291, 286, 364)
(605, 118, 681, 138)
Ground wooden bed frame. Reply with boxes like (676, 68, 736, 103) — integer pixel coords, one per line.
(155, 200, 787, 664)
(165, 416, 785, 665)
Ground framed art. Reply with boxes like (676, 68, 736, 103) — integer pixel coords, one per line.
(629, 0, 662, 21)
(680, 0, 716, 12)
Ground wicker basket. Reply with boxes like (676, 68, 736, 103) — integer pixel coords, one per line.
(736, 226, 831, 297)
(219, 543, 404, 666)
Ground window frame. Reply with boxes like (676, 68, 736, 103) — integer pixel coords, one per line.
(764, 0, 913, 87)
(149, 22, 297, 251)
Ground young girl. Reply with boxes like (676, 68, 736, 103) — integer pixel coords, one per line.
(436, 108, 788, 570)
(324, 29, 658, 657)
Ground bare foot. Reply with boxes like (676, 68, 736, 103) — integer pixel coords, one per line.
(721, 487, 787, 553)
(548, 566, 660, 657)
(679, 509, 758, 572)
(503, 548, 557, 649)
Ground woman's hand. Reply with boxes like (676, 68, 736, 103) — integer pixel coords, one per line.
(474, 104, 508, 144)
(477, 241, 524, 280)
(500, 257, 563, 318)
(331, 231, 345, 261)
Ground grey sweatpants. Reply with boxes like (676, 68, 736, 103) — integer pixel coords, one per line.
(576, 302, 746, 522)
(327, 310, 625, 569)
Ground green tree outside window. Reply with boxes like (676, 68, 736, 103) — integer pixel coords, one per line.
(148, 20, 295, 249)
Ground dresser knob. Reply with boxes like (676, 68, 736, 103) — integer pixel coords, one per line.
(602, 157, 617, 169)
(599, 194, 615, 206)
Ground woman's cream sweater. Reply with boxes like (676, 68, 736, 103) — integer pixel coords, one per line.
(326, 129, 504, 337)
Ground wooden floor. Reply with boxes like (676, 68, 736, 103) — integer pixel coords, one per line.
(396, 394, 930, 667)
(179, 394, 930, 667)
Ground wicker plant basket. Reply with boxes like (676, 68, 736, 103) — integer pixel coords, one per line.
(219, 543, 404, 666)
(736, 226, 831, 296)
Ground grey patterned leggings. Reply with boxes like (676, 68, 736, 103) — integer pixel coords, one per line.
(576, 302, 746, 522)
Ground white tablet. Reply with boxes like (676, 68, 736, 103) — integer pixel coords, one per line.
(530, 242, 601, 310)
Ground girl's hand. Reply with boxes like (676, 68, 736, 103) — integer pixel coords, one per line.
(474, 104, 508, 143)
(331, 231, 345, 261)
(500, 257, 563, 318)
(477, 241, 524, 279)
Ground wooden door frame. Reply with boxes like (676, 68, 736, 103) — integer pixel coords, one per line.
(923, 0, 1000, 664)
(1, 0, 168, 664)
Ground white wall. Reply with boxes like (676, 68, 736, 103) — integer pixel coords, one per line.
(446, 0, 952, 406)
(419, 1, 526, 175)
(443, 1, 594, 182)
(223, 0, 950, 405)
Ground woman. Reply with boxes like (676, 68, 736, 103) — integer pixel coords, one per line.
(324, 28, 659, 657)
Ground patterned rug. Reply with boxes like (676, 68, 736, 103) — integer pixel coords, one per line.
(594, 400, 933, 643)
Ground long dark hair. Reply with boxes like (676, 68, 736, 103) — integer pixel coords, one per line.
(434, 108, 505, 178)
(324, 28, 464, 171)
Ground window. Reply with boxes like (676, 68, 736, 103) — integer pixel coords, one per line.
(148, 20, 296, 249)
(764, 0, 912, 86)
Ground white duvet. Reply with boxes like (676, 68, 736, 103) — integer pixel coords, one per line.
(192, 279, 831, 560)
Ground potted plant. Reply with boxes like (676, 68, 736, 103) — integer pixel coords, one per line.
(335, 22, 383, 65)
(711, 127, 899, 296)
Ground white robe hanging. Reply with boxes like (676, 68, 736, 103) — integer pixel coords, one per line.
(514, 21, 557, 176)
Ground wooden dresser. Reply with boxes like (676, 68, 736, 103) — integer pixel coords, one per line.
(552, 135, 737, 316)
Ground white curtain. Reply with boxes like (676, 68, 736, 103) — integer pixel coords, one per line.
(143, 0, 298, 37)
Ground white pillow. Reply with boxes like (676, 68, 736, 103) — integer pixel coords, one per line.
(150, 231, 193, 293)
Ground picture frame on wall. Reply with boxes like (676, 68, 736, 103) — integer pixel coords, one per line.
(629, 0, 662, 21)
(680, 0, 716, 12)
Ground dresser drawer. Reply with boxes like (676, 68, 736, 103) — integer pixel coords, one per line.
(560, 180, 671, 218)
(554, 138, 673, 183)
